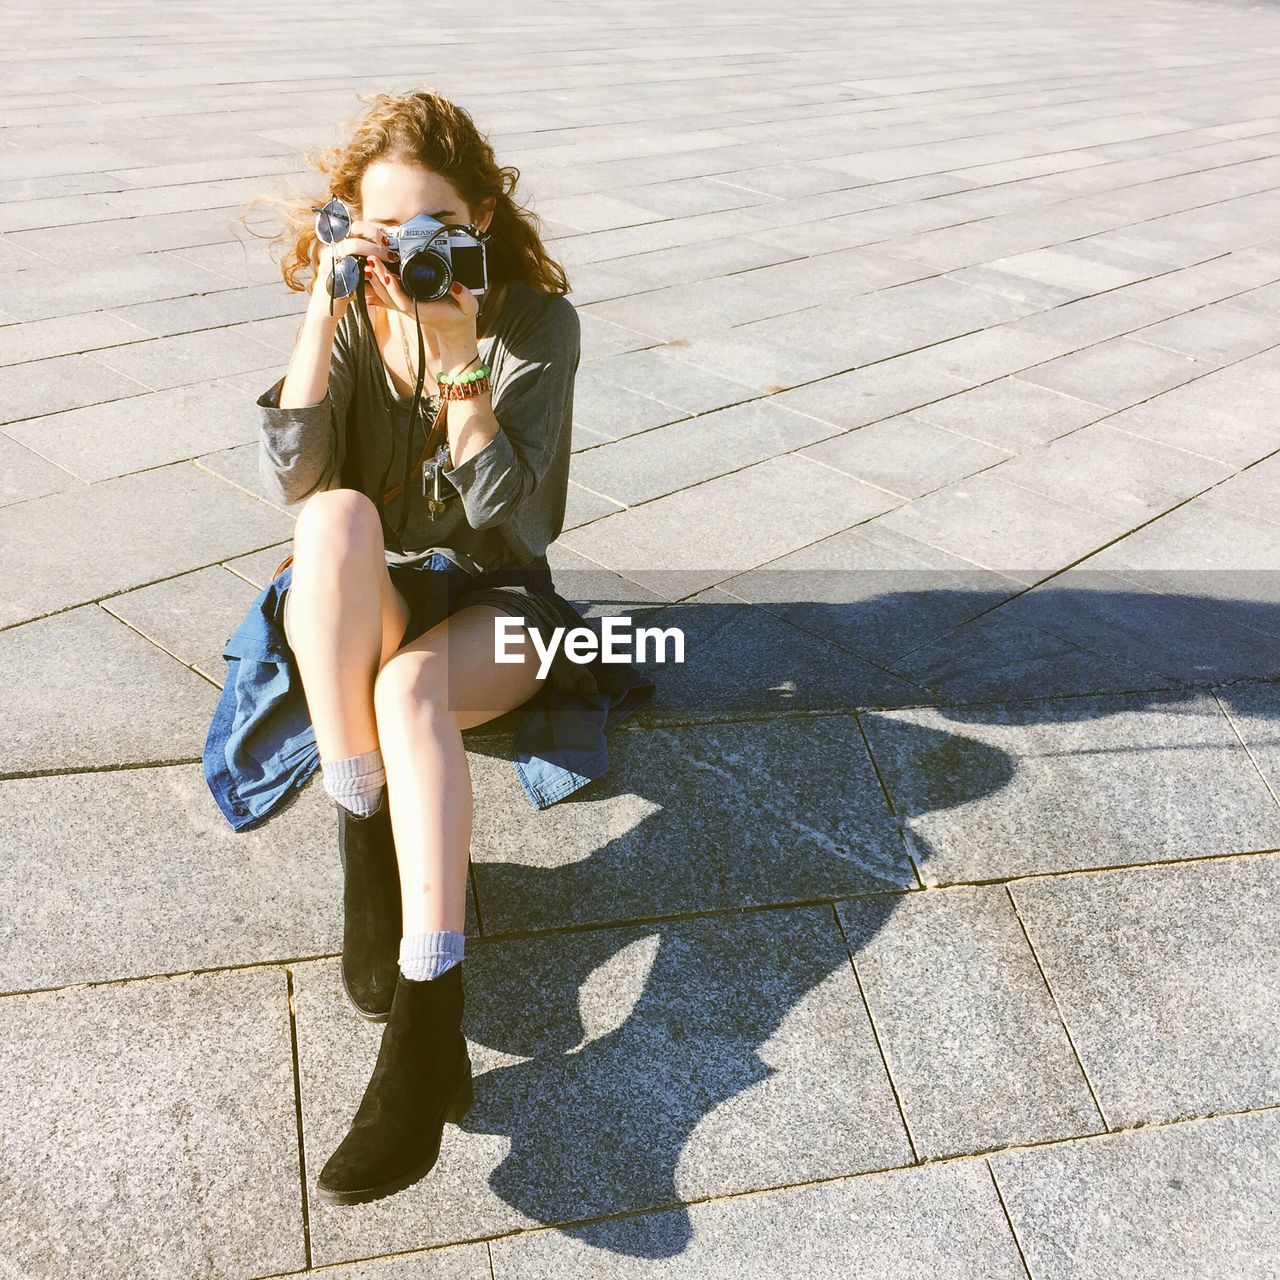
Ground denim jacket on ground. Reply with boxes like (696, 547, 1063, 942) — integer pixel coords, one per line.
(202, 555, 656, 832)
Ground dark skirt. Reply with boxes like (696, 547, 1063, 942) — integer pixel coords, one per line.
(283, 551, 612, 699)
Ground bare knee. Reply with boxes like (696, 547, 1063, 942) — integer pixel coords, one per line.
(374, 651, 455, 728)
(293, 488, 381, 560)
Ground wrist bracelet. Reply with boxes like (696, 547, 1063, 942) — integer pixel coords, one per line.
(437, 358, 488, 385)
(437, 359, 492, 401)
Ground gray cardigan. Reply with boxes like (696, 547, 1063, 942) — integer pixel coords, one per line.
(255, 277, 581, 574)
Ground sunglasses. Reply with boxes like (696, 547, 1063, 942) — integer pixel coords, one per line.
(311, 196, 361, 313)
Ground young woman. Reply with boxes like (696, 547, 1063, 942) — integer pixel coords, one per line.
(213, 88, 654, 1206)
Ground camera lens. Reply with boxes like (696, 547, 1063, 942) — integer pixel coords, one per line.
(401, 250, 450, 301)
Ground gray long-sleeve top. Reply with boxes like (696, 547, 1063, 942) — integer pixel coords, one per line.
(255, 277, 581, 575)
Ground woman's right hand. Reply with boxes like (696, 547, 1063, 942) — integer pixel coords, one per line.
(311, 219, 398, 320)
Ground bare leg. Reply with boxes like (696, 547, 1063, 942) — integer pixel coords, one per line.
(373, 605, 548, 935)
(283, 489, 413, 759)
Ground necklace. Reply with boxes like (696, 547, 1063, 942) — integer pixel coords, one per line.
(388, 289, 499, 512)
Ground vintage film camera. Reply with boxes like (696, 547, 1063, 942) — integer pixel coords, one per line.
(312, 195, 491, 303)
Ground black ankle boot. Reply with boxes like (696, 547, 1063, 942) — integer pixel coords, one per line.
(316, 963, 473, 1205)
(335, 791, 402, 1022)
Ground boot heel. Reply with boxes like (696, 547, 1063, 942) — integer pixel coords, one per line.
(445, 1067, 473, 1124)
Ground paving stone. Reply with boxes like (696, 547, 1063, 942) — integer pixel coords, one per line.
(579, 274, 782, 341)
(572, 365, 690, 439)
(873, 275, 1044, 326)
(870, 470, 1129, 584)
(223, 538, 294, 588)
(194, 438, 272, 505)
(215, 362, 289, 395)
(489, 1158, 1025, 1278)
(103, 563, 264, 682)
(10, 204, 243, 261)
(470, 714, 910, 933)
(275, 1248, 491, 1279)
(859, 689, 1280, 883)
(988, 422, 1231, 521)
(559, 452, 901, 598)
(734, 243, 934, 303)
(90, 322, 288, 386)
(563, 479, 626, 530)
(570, 398, 838, 505)
(1217, 343, 1280, 395)
(11, 4, 1280, 1272)
(295, 908, 911, 1263)
(1019, 335, 1218, 409)
(944, 262, 1084, 307)
(0, 967, 304, 1280)
(585, 345, 765, 416)
(839, 885, 1102, 1158)
(0, 310, 152, 365)
(5, 379, 256, 481)
(0, 460, 293, 627)
(3, 249, 224, 324)
(720, 520, 1027, 669)
(1118, 251, 1277, 312)
(991, 1110, 1280, 1280)
(1101, 366, 1280, 466)
(1130, 300, 1280, 364)
(767, 349, 973, 431)
(620, 235, 797, 292)
(0, 764, 342, 990)
(739, 295, 969, 372)
(800, 413, 1009, 498)
(0, 352, 146, 424)
(921, 325, 1075, 383)
(629, 586, 926, 723)
(995, 564, 1280, 684)
(0, 604, 219, 771)
(999, 290, 1173, 351)
(578, 314, 656, 363)
(0, 431, 83, 506)
(107, 281, 306, 337)
(1010, 854, 1280, 1126)
(1083, 495, 1280, 624)
(655, 325, 863, 391)
(541, 543, 676, 620)
(912, 375, 1111, 450)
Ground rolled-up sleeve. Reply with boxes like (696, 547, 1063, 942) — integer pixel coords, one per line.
(442, 295, 580, 531)
(256, 312, 357, 509)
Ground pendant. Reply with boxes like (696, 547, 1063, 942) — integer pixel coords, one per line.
(422, 443, 452, 514)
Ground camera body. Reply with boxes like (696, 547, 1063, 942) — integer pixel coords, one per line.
(384, 212, 490, 301)
(312, 196, 490, 303)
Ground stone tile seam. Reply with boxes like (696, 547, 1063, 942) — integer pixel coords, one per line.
(6, 847, 1277, 1002)
(244, 1099, 1280, 1280)
(829, 901, 922, 1163)
(1212, 686, 1280, 817)
(7, 123, 1273, 442)
(984, 1156, 1036, 1280)
(1002, 882, 1111, 1132)
(567, 259, 1280, 528)
(283, 968, 313, 1274)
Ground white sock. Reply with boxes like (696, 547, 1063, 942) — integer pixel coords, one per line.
(322, 746, 386, 817)
(399, 930, 466, 981)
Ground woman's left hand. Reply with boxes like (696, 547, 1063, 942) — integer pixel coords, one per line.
(364, 258, 479, 346)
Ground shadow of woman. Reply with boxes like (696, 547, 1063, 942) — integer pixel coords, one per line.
(442, 572, 1280, 1257)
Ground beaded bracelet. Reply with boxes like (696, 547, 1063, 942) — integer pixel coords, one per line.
(437, 359, 492, 401)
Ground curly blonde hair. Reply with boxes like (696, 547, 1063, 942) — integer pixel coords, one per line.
(236, 87, 570, 299)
